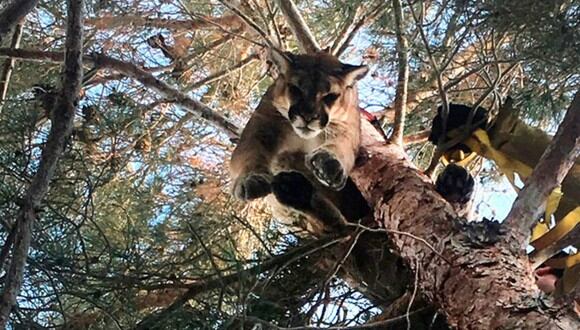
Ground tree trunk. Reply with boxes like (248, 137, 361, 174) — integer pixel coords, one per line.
(344, 121, 579, 329)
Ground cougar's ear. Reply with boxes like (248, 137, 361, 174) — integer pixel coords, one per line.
(340, 64, 369, 86)
(270, 49, 294, 77)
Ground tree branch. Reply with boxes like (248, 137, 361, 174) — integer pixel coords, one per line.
(0, 48, 241, 141)
(351, 121, 579, 328)
(276, 0, 321, 53)
(218, 0, 278, 49)
(333, 3, 387, 57)
(91, 54, 241, 140)
(0, 0, 84, 327)
(390, 0, 409, 146)
(0, 0, 38, 43)
(133, 235, 345, 330)
(85, 14, 243, 31)
(185, 53, 259, 91)
(0, 22, 23, 114)
(504, 91, 580, 251)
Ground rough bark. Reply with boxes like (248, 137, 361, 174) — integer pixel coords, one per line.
(276, 0, 321, 53)
(503, 91, 580, 250)
(0, 0, 38, 42)
(0, 0, 84, 328)
(349, 121, 579, 329)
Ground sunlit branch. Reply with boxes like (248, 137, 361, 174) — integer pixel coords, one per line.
(276, 0, 321, 53)
(390, 0, 409, 146)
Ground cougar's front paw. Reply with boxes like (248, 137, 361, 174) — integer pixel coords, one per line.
(307, 149, 347, 190)
(271, 171, 313, 210)
(233, 172, 272, 201)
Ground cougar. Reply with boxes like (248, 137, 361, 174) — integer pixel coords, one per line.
(230, 51, 369, 234)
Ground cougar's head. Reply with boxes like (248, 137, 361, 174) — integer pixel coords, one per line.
(270, 51, 368, 139)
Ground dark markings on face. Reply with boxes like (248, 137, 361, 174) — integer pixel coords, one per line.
(287, 70, 334, 127)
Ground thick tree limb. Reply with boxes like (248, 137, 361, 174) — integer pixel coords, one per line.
(0, 0, 84, 327)
(503, 91, 580, 250)
(0, 48, 241, 140)
(351, 121, 579, 328)
(276, 0, 321, 53)
(0, 0, 38, 42)
(390, 0, 409, 146)
(0, 22, 22, 113)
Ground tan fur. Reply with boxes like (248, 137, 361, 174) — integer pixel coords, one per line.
(230, 51, 368, 234)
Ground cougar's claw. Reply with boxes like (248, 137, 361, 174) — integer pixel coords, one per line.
(307, 149, 347, 190)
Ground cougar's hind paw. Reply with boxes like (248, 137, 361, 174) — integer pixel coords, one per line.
(233, 172, 272, 201)
(307, 149, 347, 190)
(271, 171, 313, 210)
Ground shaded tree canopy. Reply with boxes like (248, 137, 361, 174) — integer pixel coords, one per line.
(0, 0, 578, 329)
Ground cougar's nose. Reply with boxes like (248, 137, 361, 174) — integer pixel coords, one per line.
(300, 112, 320, 124)
(302, 112, 329, 128)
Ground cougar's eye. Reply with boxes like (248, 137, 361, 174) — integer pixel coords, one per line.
(323, 93, 340, 106)
(287, 84, 302, 98)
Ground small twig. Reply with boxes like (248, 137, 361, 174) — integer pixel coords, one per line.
(237, 307, 428, 329)
(218, 0, 279, 50)
(406, 257, 420, 330)
(187, 223, 225, 287)
(133, 235, 346, 330)
(333, 2, 387, 57)
(408, 1, 449, 176)
(324, 227, 364, 286)
(185, 53, 259, 91)
(347, 223, 452, 265)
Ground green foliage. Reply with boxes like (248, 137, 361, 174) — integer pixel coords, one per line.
(0, 0, 577, 328)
